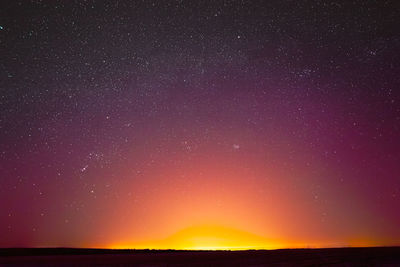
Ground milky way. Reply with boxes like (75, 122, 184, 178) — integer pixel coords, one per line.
(1, 1, 399, 248)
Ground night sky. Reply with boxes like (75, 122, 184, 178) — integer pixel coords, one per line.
(1, 0, 399, 249)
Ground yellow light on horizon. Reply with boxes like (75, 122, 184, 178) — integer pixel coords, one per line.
(108, 225, 288, 250)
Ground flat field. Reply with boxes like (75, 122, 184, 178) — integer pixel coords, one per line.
(1, 247, 400, 266)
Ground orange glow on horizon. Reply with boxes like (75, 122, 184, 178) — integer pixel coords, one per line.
(92, 150, 399, 251)
(108, 225, 295, 250)
(20, 140, 397, 250)
(107, 224, 379, 251)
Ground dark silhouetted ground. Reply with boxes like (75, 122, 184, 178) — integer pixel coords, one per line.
(1, 247, 400, 266)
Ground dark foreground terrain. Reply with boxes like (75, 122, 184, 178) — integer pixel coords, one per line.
(1, 247, 400, 266)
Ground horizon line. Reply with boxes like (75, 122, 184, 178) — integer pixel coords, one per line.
(1, 245, 399, 251)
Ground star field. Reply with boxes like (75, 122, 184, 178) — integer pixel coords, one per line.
(0, 0, 399, 248)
